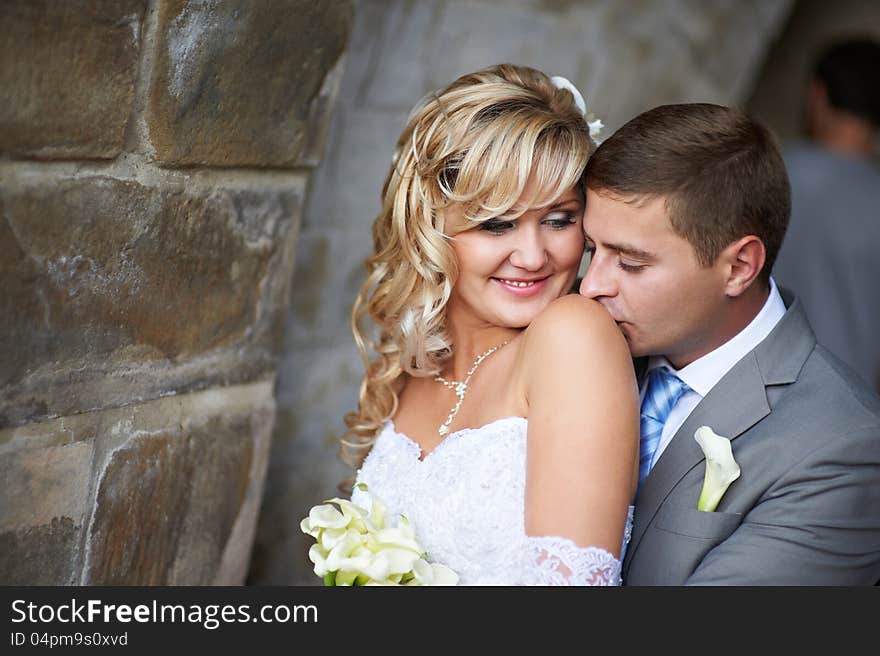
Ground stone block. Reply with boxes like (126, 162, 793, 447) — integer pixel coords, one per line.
(0, 411, 97, 459)
(0, 518, 79, 585)
(0, 176, 301, 429)
(0, 441, 94, 532)
(0, 436, 95, 585)
(213, 389, 274, 585)
(146, 0, 352, 167)
(82, 381, 274, 585)
(0, 0, 146, 159)
(0, 381, 274, 585)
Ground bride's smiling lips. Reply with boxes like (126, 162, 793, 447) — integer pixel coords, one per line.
(492, 275, 550, 297)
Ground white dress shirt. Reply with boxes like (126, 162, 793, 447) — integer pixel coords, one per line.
(642, 277, 787, 469)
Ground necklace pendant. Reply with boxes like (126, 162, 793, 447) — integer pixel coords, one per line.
(434, 338, 510, 440)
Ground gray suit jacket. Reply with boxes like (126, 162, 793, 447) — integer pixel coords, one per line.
(624, 291, 880, 585)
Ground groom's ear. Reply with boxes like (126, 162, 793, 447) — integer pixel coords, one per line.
(720, 235, 765, 298)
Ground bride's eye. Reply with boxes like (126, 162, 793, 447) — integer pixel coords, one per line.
(478, 219, 514, 235)
(542, 211, 577, 230)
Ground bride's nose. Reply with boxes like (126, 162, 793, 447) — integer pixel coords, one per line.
(508, 230, 549, 271)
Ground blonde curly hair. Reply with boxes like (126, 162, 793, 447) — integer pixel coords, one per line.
(341, 63, 594, 477)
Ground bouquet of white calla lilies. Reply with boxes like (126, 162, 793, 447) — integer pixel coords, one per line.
(693, 426, 742, 512)
(300, 484, 458, 586)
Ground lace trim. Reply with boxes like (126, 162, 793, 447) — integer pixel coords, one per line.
(524, 535, 622, 586)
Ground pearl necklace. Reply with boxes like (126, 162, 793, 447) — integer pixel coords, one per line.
(434, 340, 510, 436)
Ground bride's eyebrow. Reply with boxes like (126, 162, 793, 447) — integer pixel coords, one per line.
(500, 198, 582, 219)
(546, 196, 583, 210)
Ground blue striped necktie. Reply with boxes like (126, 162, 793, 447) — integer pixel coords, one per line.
(638, 367, 689, 488)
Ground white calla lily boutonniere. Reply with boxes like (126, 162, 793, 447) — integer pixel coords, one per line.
(693, 426, 741, 512)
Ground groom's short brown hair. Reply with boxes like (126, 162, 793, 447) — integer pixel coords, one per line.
(585, 103, 790, 283)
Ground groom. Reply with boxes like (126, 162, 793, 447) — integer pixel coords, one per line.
(579, 103, 880, 585)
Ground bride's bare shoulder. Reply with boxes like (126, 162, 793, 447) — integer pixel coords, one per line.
(523, 294, 624, 354)
(520, 295, 636, 408)
(522, 294, 632, 382)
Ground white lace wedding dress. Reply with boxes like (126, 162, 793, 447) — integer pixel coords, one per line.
(352, 416, 634, 585)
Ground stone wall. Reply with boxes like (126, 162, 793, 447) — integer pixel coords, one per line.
(0, 0, 352, 585)
(253, 0, 795, 585)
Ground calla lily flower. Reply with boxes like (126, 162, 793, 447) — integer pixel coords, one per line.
(694, 426, 741, 512)
(408, 558, 459, 585)
(300, 486, 458, 585)
(300, 503, 348, 536)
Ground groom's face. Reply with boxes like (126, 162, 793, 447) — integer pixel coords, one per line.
(579, 189, 729, 368)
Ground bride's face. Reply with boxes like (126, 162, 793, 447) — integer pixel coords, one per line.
(445, 184, 585, 330)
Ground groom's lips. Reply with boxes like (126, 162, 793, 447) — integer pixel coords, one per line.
(614, 320, 634, 337)
(594, 303, 624, 325)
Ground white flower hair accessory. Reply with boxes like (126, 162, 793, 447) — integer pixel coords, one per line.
(550, 75, 604, 141)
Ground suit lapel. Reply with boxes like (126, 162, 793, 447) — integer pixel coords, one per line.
(622, 290, 816, 574)
(624, 352, 770, 567)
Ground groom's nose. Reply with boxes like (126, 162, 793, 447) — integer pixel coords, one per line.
(579, 256, 616, 299)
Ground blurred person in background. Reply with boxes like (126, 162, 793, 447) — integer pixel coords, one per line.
(773, 37, 880, 394)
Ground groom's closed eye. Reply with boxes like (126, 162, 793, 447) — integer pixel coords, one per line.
(584, 239, 653, 272)
(617, 259, 645, 273)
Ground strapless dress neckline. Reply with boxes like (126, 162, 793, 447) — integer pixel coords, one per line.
(385, 416, 527, 462)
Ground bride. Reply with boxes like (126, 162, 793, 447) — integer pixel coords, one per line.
(343, 64, 639, 585)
